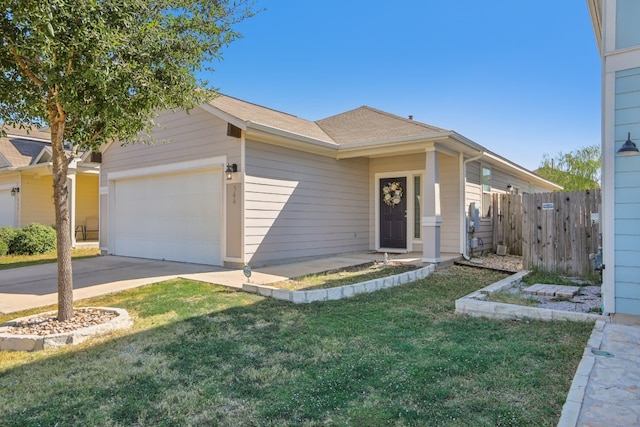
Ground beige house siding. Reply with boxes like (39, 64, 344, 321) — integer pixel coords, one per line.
(244, 140, 369, 266)
(465, 160, 551, 252)
(100, 107, 242, 257)
(439, 154, 461, 253)
(100, 107, 240, 187)
(21, 173, 55, 226)
(369, 153, 461, 253)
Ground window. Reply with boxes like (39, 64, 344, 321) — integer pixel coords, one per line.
(482, 167, 491, 218)
(414, 176, 421, 239)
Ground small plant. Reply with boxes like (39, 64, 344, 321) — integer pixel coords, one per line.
(0, 239, 8, 256)
(9, 223, 57, 255)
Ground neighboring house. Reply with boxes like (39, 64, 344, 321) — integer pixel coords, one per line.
(0, 126, 100, 245)
(588, 0, 640, 324)
(99, 95, 559, 267)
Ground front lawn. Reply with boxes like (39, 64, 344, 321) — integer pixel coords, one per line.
(0, 248, 101, 270)
(0, 265, 592, 426)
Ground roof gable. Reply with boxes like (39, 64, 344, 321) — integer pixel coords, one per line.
(0, 135, 50, 168)
(207, 95, 335, 143)
(316, 106, 446, 144)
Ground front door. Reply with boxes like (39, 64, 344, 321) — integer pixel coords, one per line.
(379, 177, 407, 249)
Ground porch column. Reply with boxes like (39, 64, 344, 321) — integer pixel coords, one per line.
(422, 148, 441, 263)
(68, 173, 77, 247)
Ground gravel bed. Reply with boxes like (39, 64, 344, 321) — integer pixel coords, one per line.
(4, 308, 118, 336)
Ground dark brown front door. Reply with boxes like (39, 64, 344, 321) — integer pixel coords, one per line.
(379, 177, 407, 249)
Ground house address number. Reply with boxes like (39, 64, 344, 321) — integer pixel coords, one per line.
(542, 203, 554, 210)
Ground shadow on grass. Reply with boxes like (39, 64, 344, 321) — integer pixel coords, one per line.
(0, 267, 593, 427)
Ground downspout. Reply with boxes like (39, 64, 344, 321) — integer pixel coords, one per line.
(462, 151, 484, 260)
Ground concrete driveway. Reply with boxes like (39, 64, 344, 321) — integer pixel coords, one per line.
(0, 256, 227, 314)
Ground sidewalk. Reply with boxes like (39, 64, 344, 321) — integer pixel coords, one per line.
(559, 320, 640, 426)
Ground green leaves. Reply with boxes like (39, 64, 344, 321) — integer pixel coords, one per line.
(0, 0, 256, 151)
(537, 145, 601, 191)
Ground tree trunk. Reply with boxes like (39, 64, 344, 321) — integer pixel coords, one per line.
(50, 118, 74, 321)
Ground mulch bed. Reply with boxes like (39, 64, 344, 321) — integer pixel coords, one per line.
(455, 253, 523, 273)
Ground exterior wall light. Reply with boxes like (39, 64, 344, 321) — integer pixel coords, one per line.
(225, 163, 238, 180)
(617, 132, 640, 156)
(10, 187, 19, 196)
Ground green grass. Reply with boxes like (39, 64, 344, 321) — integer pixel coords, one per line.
(0, 248, 101, 270)
(486, 291, 541, 307)
(0, 265, 593, 426)
(270, 262, 416, 290)
(523, 268, 600, 287)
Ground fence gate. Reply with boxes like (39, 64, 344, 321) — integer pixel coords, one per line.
(492, 190, 601, 276)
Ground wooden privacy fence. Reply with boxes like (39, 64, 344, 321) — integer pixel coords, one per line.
(492, 190, 601, 276)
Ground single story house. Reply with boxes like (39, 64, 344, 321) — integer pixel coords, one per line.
(0, 126, 100, 245)
(587, 0, 640, 324)
(98, 95, 560, 267)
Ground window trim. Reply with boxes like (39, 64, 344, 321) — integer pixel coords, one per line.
(481, 165, 492, 219)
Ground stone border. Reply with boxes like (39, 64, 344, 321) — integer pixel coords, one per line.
(557, 320, 606, 427)
(242, 265, 436, 303)
(0, 307, 132, 352)
(454, 271, 606, 322)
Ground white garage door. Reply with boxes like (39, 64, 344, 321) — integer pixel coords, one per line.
(0, 189, 16, 227)
(112, 168, 222, 265)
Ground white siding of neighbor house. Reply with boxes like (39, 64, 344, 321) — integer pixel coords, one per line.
(244, 141, 369, 266)
(369, 152, 461, 253)
(100, 107, 242, 252)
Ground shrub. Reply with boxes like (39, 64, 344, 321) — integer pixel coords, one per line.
(0, 239, 8, 256)
(10, 223, 57, 255)
(0, 226, 17, 249)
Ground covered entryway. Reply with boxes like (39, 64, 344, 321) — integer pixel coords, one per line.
(379, 177, 407, 249)
(111, 167, 222, 265)
(0, 187, 17, 227)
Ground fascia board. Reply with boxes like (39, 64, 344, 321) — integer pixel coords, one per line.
(336, 132, 485, 159)
(32, 146, 52, 165)
(482, 152, 563, 190)
(587, 0, 603, 54)
(15, 162, 52, 174)
(199, 103, 248, 130)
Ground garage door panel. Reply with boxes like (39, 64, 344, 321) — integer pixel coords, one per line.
(113, 168, 222, 265)
(0, 190, 16, 227)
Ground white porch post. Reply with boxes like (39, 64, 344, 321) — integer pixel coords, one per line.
(422, 148, 441, 263)
(68, 173, 77, 247)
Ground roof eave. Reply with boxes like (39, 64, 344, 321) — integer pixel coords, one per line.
(245, 122, 338, 157)
(587, 0, 603, 54)
(482, 152, 563, 190)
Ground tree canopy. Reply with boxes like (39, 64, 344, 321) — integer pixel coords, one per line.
(1, 0, 255, 149)
(0, 0, 255, 320)
(536, 145, 601, 191)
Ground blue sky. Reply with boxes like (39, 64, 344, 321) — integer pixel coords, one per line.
(204, 1, 601, 171)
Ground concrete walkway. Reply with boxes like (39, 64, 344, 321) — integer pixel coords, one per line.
(560, 320, 640, 426)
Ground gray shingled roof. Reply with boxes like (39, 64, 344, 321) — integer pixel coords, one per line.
(0, 126, 51, 168)
(0, 135, 49, 168)
(317, 106, 446, 144)
(208, 95, 335, 143)
(208, 95, 447, 145)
